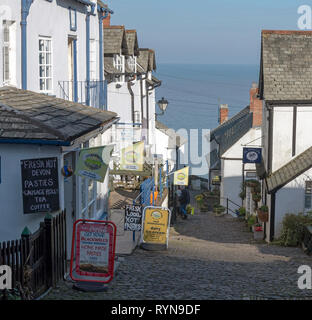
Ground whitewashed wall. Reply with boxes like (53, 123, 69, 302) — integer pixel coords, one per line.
(0, 144, 64, 242)
(0, 0, 101, 95)
(220, 127, 262, 214)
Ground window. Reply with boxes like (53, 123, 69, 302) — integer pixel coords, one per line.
(305, 181, 312, 209)
(127, 55, 136, 73)
(39, 37, 53, 93)
(69, 7, 77, 31)
(113, 54, 124, 82)
(90, 39, 96, 80)
(2, 21, 16, 85)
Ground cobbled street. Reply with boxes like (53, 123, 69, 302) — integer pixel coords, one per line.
(44, 195, 312, 300)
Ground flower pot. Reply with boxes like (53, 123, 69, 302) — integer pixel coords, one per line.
(257, 210, 268, 222)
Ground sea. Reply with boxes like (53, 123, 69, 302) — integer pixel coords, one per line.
(154, 64, 259, 178)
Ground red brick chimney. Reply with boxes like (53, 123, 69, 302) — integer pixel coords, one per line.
(103, 13, 111, 27)
(219, 104, 228, 124)
(250, 82, 262, 127)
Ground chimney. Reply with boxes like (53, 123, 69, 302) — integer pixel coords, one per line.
(103, 13, 111, 27)
(250, 82, 262, 127)
(219, 104, 228, 124)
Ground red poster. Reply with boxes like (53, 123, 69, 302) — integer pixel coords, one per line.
(70, 220, 116, 283)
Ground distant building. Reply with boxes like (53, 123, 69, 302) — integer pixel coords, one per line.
(209, 84, 262, 215)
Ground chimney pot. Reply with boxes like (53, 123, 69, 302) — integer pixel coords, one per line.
(219, 104, 229, 124)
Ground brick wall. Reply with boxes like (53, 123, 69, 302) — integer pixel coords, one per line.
(250, 83, 262, 127)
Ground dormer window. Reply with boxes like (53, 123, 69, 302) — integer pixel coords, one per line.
(127, 56, 136, 73)
(113, 54, 124, 82)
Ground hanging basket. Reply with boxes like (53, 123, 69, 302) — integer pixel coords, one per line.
(257, 209, 269, 222)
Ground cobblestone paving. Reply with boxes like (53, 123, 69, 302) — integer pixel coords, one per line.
(44, 195, 312, 300)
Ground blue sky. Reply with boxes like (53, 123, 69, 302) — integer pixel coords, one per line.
(108, 0, 308, 64)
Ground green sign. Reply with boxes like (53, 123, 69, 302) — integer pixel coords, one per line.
(75, 146, 113, 182)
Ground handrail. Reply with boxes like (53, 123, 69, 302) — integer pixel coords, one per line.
(220, 197, 241, 215)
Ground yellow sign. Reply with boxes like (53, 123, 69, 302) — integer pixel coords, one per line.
(120, 141, 144, 171)
(173, 166, 189, 186)
(142, 207, 170, 245)
(75, 145, 113, 182)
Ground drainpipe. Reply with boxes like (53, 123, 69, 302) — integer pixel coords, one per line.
(21, 0, 33, 90)
(86, 12, 90, 106)
(85, 4, 95, 107)
(269, 192, 276, 242)
(98, 6, 113, 110)
(127, 78, 135, 126)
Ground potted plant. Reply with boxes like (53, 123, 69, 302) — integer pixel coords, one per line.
(257, 205, 269, 222)
(247, 215, 257, 231)
(252, 193, 261, 202)
(252, 223, 264, 240)
(213, 204, 226, 216)
(238, 207, 246, 218)
(245, 179, 260, 188)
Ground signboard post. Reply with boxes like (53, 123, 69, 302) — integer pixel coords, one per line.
(70, 220, 116, 291)
(20, 157, 59, 214)
(140, 206, 171, 251)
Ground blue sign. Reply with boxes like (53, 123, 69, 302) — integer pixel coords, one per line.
(243, 148, 262, 164)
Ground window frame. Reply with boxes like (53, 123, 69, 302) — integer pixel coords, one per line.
(39, 36, 53, 94)
(113, 54, 125, 83)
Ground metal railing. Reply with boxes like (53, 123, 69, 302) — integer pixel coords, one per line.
(220, 197, 241, 216)
(58, 80, 107, 109)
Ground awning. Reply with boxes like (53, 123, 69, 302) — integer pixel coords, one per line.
(266, 146, 312, 193)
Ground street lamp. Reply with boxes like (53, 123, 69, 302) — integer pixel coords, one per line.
(155, 97, 169, 120)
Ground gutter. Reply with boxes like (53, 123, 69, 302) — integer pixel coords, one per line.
(0, 138, 70, 146)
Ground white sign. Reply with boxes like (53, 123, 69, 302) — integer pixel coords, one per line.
(0, 265, 12, 290)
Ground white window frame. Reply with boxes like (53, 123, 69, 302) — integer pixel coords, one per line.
(127, 55, 136, 73)
(90, 39, 97, 81)
(2, 20, 16, 86)
(113, 54, 125, 83)
(39, 36, 53, 94)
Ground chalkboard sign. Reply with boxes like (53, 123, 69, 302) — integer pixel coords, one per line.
(124, 205, 142, 231)
(21, 157, 60, 214)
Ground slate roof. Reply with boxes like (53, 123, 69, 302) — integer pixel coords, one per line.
(124, 30, 139, 56)
(137, 49, 149, 72)
(137, 49, 156, 73)
(259, 30, 312, 101)
(266, 146, 312, 193)
(155, 120, 186, 148)
(209, 106, 253, 165)
(104, 56, 121, 75)
(103, 26, 127, 55)
(0, 86, 118, 144)
(210, 106, 250, 142)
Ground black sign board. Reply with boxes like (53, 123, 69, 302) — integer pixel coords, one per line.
(243, 148, 262, 164)
(124, 205, 142, 231)
(21, 157, 60, 214)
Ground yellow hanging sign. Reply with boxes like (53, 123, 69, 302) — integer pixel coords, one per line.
(75, 145, 113, 182)
(120, 141, 144, 172)
(173, 166, 189, 186)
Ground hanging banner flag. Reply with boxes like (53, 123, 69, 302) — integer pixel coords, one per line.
(243, 148, 262, 164)
(75, 145, 114, 182)
(173, 166, 189, 186)
(141, 206, 171, 247)
(120, 141, 144, 171)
